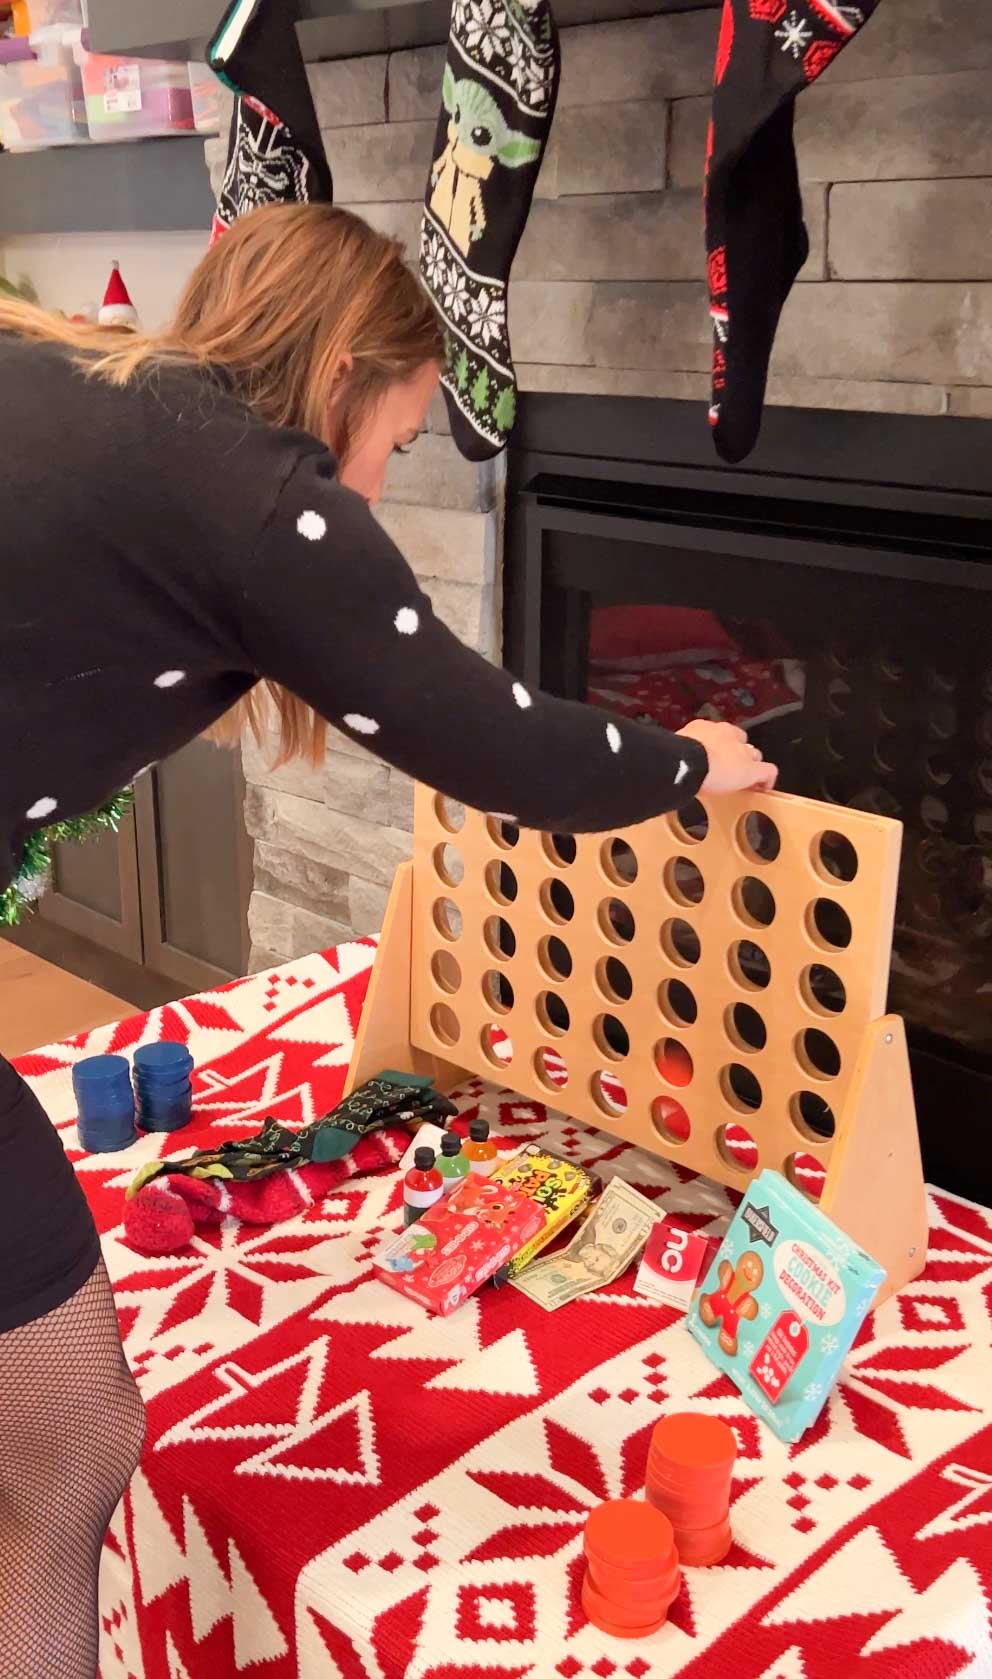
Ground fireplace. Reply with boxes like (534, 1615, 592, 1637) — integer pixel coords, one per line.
(503, 394, 992, 1206)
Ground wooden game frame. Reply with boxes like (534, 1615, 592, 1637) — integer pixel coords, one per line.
(346, 785, 928, 1299)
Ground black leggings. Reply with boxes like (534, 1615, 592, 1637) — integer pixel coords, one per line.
(0, 1057, 145, 1678)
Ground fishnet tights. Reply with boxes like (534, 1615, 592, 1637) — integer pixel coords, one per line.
(0, 1259, 145, 1678)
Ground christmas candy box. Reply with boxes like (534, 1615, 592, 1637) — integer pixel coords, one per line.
(491, 1144, 594, 1277)
(375, 1173, 545, 1316)
(686, 1169, 885, 1443)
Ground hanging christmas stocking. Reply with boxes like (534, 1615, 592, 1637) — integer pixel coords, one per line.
(705, 0, 880, 463)
(421, 0, 560, 461)
(207, 0, 332, 245)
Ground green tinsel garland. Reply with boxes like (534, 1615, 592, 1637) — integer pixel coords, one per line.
(1, 793, 134, 928)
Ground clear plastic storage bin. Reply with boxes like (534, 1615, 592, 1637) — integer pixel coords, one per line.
(0, 28, 86, 149)
(187, 61, 224, 134)
(74, 37, 195, 141)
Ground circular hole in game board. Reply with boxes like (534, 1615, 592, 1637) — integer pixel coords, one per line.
(790, 1090, 837, 1142)
(720, 1062, 763, 1114)
(661, 917, 701, 968)
(725, 1001, 767, 1054)
(485, 860, 518, 906)
(599, 898, 636, 945)
(929, 698, 957, 741)
(664, 856, 705, 908)
(482, 970, 514, 1015)
(481, 1023, 512, 1067)
(486, 815, 519, 849)
(658, 977, 697, 1028)
(602, 836, 638, 887)
(652, 1095, 691, 1146)
(814, 830, 859, 884)
(535, 1046, 567, 1091)
(732, 875, 776, 929)
(728, 939, 771, 991)
(925, 750, 954, 790)
(539, 934, 572, 981)
(826, 676, 851, 718)
(540, 877, 575, 924)
(976, 760, 992, 799)
(433, 897, 462, 942)
(796, 1027, 842, 1080)
(484, 915, 516, 961)
(433, 842, 464, 887)
(597, 955, 633, 1004)
(785, 1150, 827, 1203)
(807, 898, 853, 951)
(737, 810, 781, 865)
(537, 990, 570, 1036)
(592, 1069, 628, 1118)
(435, 794, 465, 833)
(975, 808, 992, 845)
(670, 799, 709, 845)
(800, 963, 846, 1017)
(656, 1037, 693, 1087)
(431, 949, 462, 994)
(921, 795, 949, 834)
(430, 1003, 461, 1047)
(594, 1014, 630, 1061)
(716, 1122, 759, 1175)
(543, 832, 577, 868)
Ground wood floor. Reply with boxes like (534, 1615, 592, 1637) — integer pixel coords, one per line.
(0, 939, 131, 1059)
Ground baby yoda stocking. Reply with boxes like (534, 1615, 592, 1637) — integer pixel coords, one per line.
(421, 0, 560, 461)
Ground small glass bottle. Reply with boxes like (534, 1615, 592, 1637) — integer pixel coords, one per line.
(463, 1117, 498, 1177)
(436, 1129, 471, 1198)
(403, 1146, 444, 1226)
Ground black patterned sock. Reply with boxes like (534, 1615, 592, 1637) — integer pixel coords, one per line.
(705, 0, 880, 463)
(208, 0, 332, 243)
(421, 0, 560, 462)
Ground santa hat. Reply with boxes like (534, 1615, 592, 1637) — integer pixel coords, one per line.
(98, 260, 137, 328)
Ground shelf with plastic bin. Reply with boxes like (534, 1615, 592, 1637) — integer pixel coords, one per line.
(0, 132, 214, 232)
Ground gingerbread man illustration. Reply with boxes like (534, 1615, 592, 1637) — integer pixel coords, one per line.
(698, 1250, 764, 1357)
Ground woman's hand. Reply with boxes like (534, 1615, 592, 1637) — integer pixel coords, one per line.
(677, 719, 778, 795)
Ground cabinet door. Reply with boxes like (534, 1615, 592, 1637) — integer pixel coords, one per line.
(40, 809, 144, 961)
(134, 740, 253, 992)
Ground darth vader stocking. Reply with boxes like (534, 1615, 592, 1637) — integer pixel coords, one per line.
(706, 0, 880, 462)
(208, 0, 332, 244)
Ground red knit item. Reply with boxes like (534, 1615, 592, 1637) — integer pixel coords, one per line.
(123, 1126, 408, 1255)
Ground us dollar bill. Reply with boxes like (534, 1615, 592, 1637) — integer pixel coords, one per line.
(510, 1177, 658, 1311)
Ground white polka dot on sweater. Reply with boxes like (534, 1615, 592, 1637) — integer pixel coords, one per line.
(395, 607, 419, 636)
(674, 759, 690, 784)
(26, 796, 58, 821)
(343, 714, 380, 736)
(154, 670, 186, 689)
(606, 722, 622, 754)
(297, 510, 327, 542)
(512, 682, 532, 710)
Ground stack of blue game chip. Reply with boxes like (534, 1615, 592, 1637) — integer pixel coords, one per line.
(133, 1041, 195, 1133)
(72, 1055, 137, 1152)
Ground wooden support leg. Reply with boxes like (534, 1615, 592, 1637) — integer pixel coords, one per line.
(344, 862, 469, 1099)
(820, 1015, 929, 1303)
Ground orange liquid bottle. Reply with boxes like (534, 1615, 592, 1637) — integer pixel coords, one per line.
(462, 1117, 498, 1177)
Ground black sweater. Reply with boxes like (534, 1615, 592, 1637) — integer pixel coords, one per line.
(0, 335, 706, 894)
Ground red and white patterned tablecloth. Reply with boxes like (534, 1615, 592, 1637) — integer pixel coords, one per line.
(17, 945, 992, 1679)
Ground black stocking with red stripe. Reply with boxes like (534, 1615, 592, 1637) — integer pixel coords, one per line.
(705, 0, 880, 463)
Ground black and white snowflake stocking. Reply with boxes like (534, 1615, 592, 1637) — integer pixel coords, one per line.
(421, 0, 560, 461)
(208, 0, 332, 244)
(706, 0, 880, 463)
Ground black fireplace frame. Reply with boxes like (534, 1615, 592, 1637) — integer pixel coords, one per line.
(503, 394, 992, 1205)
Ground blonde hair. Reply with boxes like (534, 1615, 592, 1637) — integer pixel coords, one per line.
(0, 203, 444, 764)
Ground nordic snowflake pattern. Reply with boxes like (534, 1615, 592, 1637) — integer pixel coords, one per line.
(465, 286, 506, 346)
(776, 9, 814, 57)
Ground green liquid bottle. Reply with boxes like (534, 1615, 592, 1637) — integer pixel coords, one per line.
(436, 1129, 471, 1197)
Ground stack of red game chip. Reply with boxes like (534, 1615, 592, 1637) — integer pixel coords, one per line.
(582, 1499, 681, 1639)
(645, 1413, 737, 1566)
